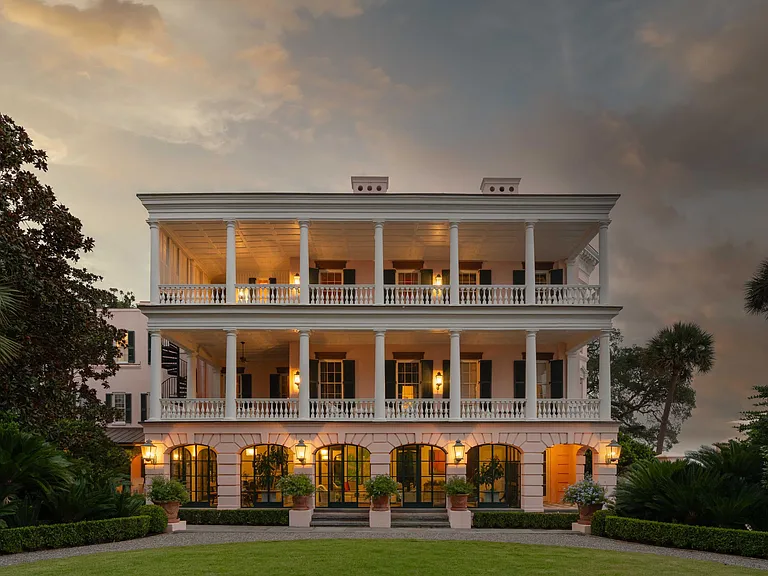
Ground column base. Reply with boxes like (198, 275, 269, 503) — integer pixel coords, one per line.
(447, 508, 472, 529)
(369, 509, 391, 528)
(289, 509, 313, 528)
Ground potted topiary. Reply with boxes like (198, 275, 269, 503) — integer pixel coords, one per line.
(444, 476, 474, 511)
(276, 473, 315, 510)
(364, 475, 398, 511)
(562, 476, 607, 524)
(148, 477, 190, 523)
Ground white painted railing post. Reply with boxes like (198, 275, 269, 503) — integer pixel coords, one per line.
(450, 330, 461, 419)
(225, 329, 237, 419)
(525, 222, 536, 304)
(525, 330, 537, 419)
(599, 330, 612, 420)
(374, 221, 384, 305)
(299, 330, 310, 419)
(449, 222, 459, 306)
(299, 220, 309, 305)
(149, 222, 160, 304)
(187, 351, 197, 399)
(599, 220, 610, 304)
(149, 330, 161, 420)
(566, 350, 580, 399)
(226, 220, 236, 304)
(374, 330, 386, 419)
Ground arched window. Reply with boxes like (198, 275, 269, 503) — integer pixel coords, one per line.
(169, 444, 217, 507)
(315, 445, 371, 508)
(466, 444, 521, 508)
(241, 445, 294, 507)
(390, 445, 446, 508)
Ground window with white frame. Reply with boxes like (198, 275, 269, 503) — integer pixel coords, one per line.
(116, 332, 134, 364)
(397, 361, 420, 399)
(396, 271, 420, 285)
(320, 360, 343, 399)
(319, 270, 343, 285)
(535, 271, 550, 285)
(459, 271, 478, 285)
(113, 392, 127, 423)
(460, 360, 479, 399)
(536, 361, 551, 398)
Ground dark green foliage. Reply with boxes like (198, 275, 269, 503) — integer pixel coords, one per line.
(46, 420, 130, 478)
(43, 475, 145, 525)
(178, 508, 288, 526)
(0, 516, 150, 554)
(604, 516, 768, 559)
(137, 505, 168, 534)
(589, 509, 616, 537)
(740, 385, 768, 448)
(616, 431, 656, 476)
(745, 258, 768, 319)
(472, 512, 578, 529)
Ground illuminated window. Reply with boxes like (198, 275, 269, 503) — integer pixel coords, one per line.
(397, 361, 420, 399)
(460, 360, 479, 399)
(536, 361, 551, 398)
(320, 360, 343, 399)
(459, 272, 477, 285)
(535, 271, 550, 285)
(319, 270, 343, 285)
(397, 271, 419, 285)
(113, 392, 127, 423)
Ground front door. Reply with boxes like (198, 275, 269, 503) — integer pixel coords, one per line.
(391, 445, 446, 508)
(316, 445, 370, 508)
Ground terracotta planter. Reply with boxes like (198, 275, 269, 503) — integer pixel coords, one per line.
(156, 501, 181, 524)
(450, 494, 469, 511)
(293, 495, 310, 511)
(371, 495, 390, 511)
(577, 503, 603, 525)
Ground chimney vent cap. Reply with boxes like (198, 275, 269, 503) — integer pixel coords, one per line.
(351, 176, 389, 193)
(480, 177, 521, 194)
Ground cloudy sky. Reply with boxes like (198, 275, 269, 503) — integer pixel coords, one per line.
(1, 0, 766, 452)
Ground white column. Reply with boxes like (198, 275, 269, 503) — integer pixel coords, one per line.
(299, 330, 310, 419)
(374, 221, 384, 305)
(149, 330, 162, 420)
(374, 330, 386, 419)
(449, 330, 461, 419)
(525, 330, 537, 419)
(226, 220, 236, 304)
(299, 221, 310, 305)
(599, 221, 609, 304)
(566, 258, 578, 285)
(449, 222, 459, 306)
(149, 222, 160, 304)
(599, 330, 612, 420)
(566, 350, 580, 399)
(525, 222, 536, 304)
(225, 330, 237, 419)
(187, 351, 198, 399)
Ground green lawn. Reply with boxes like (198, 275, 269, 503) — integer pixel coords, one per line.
(1, 540, 763, 576)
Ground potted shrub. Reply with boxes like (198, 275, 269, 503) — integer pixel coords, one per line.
(364, 475, 398, 511)
(562, 476, 607, 524)
(148, 477, 189, 523)
(276, 474, 315, 510)
(445, 476, 474, 511)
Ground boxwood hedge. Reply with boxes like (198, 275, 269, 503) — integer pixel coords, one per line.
(473, 511, 578, 529)
(137, 504, 168, 534)
(604, 516, 768, 559)
(178, 508, 288, 526)
(589, 509, 616, 537)
(0, 516, 150, 555)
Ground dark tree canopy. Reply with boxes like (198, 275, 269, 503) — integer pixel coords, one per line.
(740, 385, 768, 448)
(0, 114, 126, 439)
(745, 258, 768, 319)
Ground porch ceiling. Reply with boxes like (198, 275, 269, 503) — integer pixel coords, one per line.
(163, 329, 599, 366)
(161, 220, 598, 280)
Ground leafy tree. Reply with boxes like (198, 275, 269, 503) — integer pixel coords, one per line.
(740, 385, 768, 448)
(0, 114, 126, 444)
(646, 322, 715, 454)
(108, 288, 136, 309)
(616, 431, 656, 476)
(587, 330, 696, 450)
(745, 258, 768, 319)
(0, 285, 21, 365)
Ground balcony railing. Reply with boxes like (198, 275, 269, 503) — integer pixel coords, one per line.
(237, 398, 298, 420)
(309, 285, 374, 305)
(461, 399, 526, 420)
(536, 398, 600, 420)
(535, 285, 600, 305)
(160, 398, 225, 419)
(159, 284, 226, 304)
(384, 285, 449, 306)
(236, 284, 299, 304)
(459, 286, 525, 305)
(385, 399, 450, 420)
(309, 399, 376, 420)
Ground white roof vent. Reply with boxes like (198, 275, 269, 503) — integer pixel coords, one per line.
(480, 177, 521, 194)
(352, 176, 389, 193)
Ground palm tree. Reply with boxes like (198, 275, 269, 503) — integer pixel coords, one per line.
(745, 258, 768, 319)
(645, 322, 715, 454)
(0, 284, 21, 365)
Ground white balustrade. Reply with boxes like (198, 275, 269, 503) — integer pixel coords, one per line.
(309, 399, 376, 420)
(237, 398, 298, 420)
(384, 285, 450, 306)
(535, 285, 601, 305)
(537, 399, 600, 420)
(458, 285, 526, 305)
(158, 285, 226, 304)
(160, 398, 225, 420)
(461, 399, 526, 420)
(385, 399, 450, 420)
(236, 284, 299, 304)
(309, 285, 375, 305)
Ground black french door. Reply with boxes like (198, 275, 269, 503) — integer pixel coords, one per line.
(391, 445, 446, 508)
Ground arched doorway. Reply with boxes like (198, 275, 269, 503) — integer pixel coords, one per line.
(315, 445, 371, 508)
(390, 445, 446, 508)
(241, 444, 294, 507)
(544, 444, 590, 504)
(466, 444, 521, 508)
(169, 444, 217, 507)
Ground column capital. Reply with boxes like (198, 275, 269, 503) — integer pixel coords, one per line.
(147, 220, 159, 229)
(225, 328, 238, 336)
(148, 329, 161, 336)
(449, 221, 460, 229)
(600, 329, 613, 337)
(450, 330, 461, 337)
(225, 219, 236, 227)
(374, 329, 386, 337)
(298, 219, 310, 228)
(599, 220, 611, 229)
(525, 220, 537, 229)
(526, 329, 538, 336)
(373, 220, 385, 228)
(298, 329, 311, 337)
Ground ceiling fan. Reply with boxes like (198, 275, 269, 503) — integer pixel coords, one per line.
(239, 341, 253, 364)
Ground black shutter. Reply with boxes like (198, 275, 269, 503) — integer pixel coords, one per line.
(248, 277, 257, 284)
(550, 269, 564, 285)
(442, 359, 450, 399)
(140, 393, 148, 422)
(479, 270, 492, 285)
(550, 360, 564, 399)
(343, 360, 355, 399)
(442, 269, 450, 283)
(268, 277, 277, 284)
(269, 374, 280, 399)
(420, 360, 433, 399)
(343, 269, 356, 285)
(383, 269, 396, 284)
(127, 331, 135, 364)
(420, 269, 433, 285)
(512, 270, 526, 285)
(309, 359, 319, 399)
(385, 360, 396, 399)
(147, 332, 151, 365)
(513, 361, 526, 398)
(106, 393, 113, 407)
(241, 374, 253, 398)
(479, 360, 492, 399)
(125, 393, 133, 423)
(309, 268, 320, 284)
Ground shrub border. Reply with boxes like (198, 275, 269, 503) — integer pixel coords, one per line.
(178, 508, 288, 526)
(0, 516, 150, 555)
(603, 516, 768, 559)
(137, 504, 169, 534)
(473, 511, 578, 529)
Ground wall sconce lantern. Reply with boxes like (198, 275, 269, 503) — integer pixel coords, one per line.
(435, 371, 443, 390)
(434, 274, 443, 286)
(141, 440, 157, 465)
(293, 273, 301, 285)
(453, 440, 465, 464)
(605, 440, 622, 465)
(295, 439, 307, 465)
(293, 371, 301, 387)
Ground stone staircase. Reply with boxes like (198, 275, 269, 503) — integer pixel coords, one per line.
(310, 508, 369, 527)
(391, 508, 450, 528)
